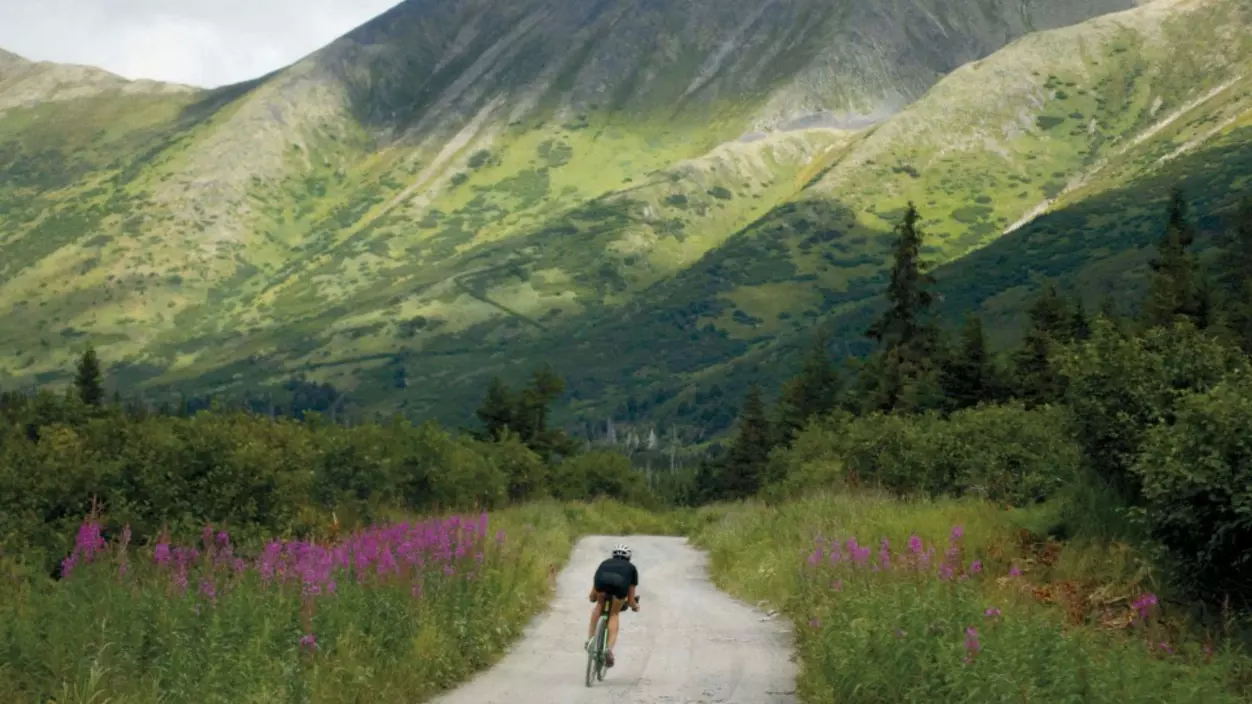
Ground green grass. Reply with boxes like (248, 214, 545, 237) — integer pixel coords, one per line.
(689, 493, 1252, 703)
(0, 499, 688, 704)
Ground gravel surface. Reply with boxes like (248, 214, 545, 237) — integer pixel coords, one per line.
(431, 535, 797, 703)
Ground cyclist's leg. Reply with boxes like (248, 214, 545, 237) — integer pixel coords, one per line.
(606, 594, 624, 650)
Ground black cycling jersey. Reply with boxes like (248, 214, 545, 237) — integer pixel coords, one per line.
(592, 557, 638, 599)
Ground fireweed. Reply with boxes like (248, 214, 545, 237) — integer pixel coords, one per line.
(790, 525, 1247, 702)
(0, 511, 551, 703)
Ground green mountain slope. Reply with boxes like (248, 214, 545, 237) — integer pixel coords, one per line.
(2, 0, 1248, 436)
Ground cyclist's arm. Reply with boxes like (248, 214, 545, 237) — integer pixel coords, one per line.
(629, 565, 640, 609)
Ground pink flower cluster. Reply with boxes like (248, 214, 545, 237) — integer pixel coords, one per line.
(805, 524, 988, 582)
(805, 525, 1017, 665)
(60, 512, 500, 653)
(61, 512, 497, 600)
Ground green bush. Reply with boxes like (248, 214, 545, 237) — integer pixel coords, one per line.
(1060, 319, 1247, 499)
(768, 403, 1081, 506)
(548, 451, 654, 506)
(1133, 371, 1252, 598)
(0, 399, 646, 568)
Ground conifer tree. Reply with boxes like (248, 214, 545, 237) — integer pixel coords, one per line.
(722, 385, 771, 500)
(73, 344, 104, 407)
(1217, 196, 1252, 353)
(940, 314, 999, 410)
(775, 329, 841, 446)
(1012, 284, 1071, 406)
(1070, 296, 1091, 341)
(474, 377, 515, 441)
(1143, 188, 1203, 329)
(860, 203, 940, 412)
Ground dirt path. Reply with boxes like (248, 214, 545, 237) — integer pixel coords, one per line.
(431, 535, 797, 704)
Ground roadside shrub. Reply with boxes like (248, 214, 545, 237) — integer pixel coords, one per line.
(1133, 371, 1252, 600)
(1060, 319, 1246, 499)
(768, 403, 1081, 506)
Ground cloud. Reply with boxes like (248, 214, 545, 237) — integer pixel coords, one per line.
(0, 0, 400, 87)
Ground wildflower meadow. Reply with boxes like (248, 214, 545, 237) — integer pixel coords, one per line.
(691, 493, 1252, 703)
(0, 501, 635, 703)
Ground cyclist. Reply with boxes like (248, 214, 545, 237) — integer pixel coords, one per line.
(585, 543, 639, 667)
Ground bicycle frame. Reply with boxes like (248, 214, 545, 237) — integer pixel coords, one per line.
(585, 593, 639, 687)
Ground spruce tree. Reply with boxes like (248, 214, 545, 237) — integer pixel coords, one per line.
(1012, 284, 1071, 406)
(1143, 188, 1203, 328)
(861, 203, 939, 412)
(1070, 296, 1091, 341)
(1217, 196, 1252, 353)
(73, 344, 104, 407)
(474, 377, 516, 441)
(722, 385, 771, 500)
(775, 329, 841, 446)
(1028, 283, 1073, 343)
(866, 203, 937, 353)
(940, 314, 999, 410)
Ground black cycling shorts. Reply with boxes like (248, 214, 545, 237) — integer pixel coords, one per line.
(594, 570, 629, 600)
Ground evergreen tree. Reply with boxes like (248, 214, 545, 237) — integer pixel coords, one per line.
(861, 203, 940, 412)
(73, 344, 104, 407)
(1217, 196, 1252, 353)
(1028, 283, 1073, 343)
(1070, 296, 1091, 341)
(722, 385, 771, 500)
(1012, 284, 1071, 406)
(474, 377, 515, 441)
(774, 329, 841, 446)
(866, 203, 937, 353)
(1143, 188, 1203, 328)
(940, 314, 999, 410)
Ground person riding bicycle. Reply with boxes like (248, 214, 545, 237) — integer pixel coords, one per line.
(586, 543, 639, 667)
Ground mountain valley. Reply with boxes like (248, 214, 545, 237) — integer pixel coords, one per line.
(1, 0, 1250, 437)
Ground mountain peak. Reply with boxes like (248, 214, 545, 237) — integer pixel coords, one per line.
(0, 47, 29, 71)
(310, 0, 1139, 139)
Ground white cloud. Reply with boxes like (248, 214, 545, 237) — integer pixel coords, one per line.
(0, 0, 401, 87)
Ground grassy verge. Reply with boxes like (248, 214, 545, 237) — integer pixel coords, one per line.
(689, 492, 1252, 703)
(0, 499, 687, 704)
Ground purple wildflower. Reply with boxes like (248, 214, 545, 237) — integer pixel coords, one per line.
(970, 560, 983, 574)
(299, 633, 317, 652)
(984, 607, 1002, 618)
(907, 535, 923, 555)
(964, 626, 980, 663)
(1133, 593, 1158, 622)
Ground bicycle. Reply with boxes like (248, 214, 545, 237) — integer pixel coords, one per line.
(585, 593, 640, 687)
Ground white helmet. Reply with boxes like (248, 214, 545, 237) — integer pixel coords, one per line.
(611, 543, 632, 560)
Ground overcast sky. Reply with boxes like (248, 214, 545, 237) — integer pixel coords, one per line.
(0, 0, 401, 88)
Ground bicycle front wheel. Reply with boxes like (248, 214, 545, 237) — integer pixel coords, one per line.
(585, 617, 606, 687)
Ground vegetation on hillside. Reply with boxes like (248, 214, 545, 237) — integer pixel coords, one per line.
(1, 0, 1246, 442)
(702, 188, 1252, 606)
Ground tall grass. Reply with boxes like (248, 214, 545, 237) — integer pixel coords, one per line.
(690, 493, 1252, 703)
(0, 500, 688, 704)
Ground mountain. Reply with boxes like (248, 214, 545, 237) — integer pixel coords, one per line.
(1, 0, 1249, 437)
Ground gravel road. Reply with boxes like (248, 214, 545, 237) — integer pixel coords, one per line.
(430, 535, 797, 704)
